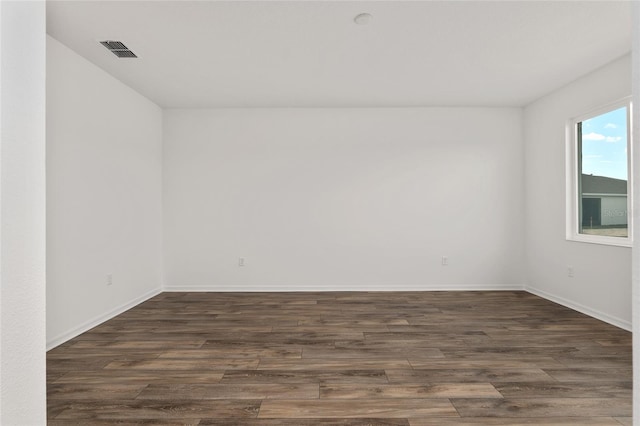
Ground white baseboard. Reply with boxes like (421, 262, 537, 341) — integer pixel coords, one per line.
(163, 283, 525, 292)
(525, 286, 631, 331)
(46, 287, 162, 351)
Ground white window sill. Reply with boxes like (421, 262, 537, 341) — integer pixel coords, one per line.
(566, 234, 632, 248)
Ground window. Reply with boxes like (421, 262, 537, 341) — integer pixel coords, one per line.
(567, 98, 632, 246)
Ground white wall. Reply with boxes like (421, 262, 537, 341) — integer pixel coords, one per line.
(47, 37, 163, 348)
(631, 3, 640, 422)
(0, 1, 47, 423)
(524, 54, 632, 330)
(163, 108, 524, 291)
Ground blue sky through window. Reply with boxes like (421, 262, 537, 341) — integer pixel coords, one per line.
(581, 106, 627, 180)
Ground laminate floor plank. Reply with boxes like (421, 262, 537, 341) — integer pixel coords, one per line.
(256, 358, 412, 370)
(407, 358, 565, 369)
(46, 356, 120, 372)
(200, 340, 335, 350)
(408, 418, 625, 425)
(299, 319, 411, 326)
(47, 350, 163, 360)
(48, 384, 148, 400)
(52, 370, 226, 385)
(334, 339, 461, 350)
(450, 397, 631, 418)
(301, 346, 445, 359)
(272, 325, 390, 333)
(552, 356, 632, 368)
(67, 340, 207, 350)
(385, 368, 556, 383)
(137, 383, 319, 400)
(203, 331, 367, 342)
(494, 381, 632, 398)
(48, 420, 199, 426)
(105, 359, 259, 371)
(199, 419, 410, 426)
(220, 369, 390, 384)
(319, 383, 502, 399)
(46, 291, 632, 424)
(545, 356, 630, 370)
(257, 399, 458, 418)
(158, 348, 303, 359)
(543, 368, 633, 382)
(440, 347, 582, 358)
(50, 399, 261, 420)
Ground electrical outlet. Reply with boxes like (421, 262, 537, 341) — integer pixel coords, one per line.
(567, 266, 574, 278)
(442, 256, 448, 266)
(106, 273, 113, 286)
(238, 257, 245, 267)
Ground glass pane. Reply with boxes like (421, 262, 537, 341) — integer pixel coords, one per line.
(579, 106, 628, 237)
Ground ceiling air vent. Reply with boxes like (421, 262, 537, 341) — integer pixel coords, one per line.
(100, 40, 137, 58)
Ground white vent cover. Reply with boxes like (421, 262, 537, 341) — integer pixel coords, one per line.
(100, 40, 137, 58)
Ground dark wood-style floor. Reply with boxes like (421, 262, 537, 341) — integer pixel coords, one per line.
(47, 291, 632, 425)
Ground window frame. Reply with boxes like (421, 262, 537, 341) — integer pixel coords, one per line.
(566, 97, 633, 247)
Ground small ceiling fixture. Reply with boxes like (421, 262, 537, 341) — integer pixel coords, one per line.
(100, 40, 137, 58)
(354, 13, 373, 25)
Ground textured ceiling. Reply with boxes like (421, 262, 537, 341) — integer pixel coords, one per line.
(47, 1, 632, 108)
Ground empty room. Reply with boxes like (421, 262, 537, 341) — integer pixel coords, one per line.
(1, 0, 639, 424)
